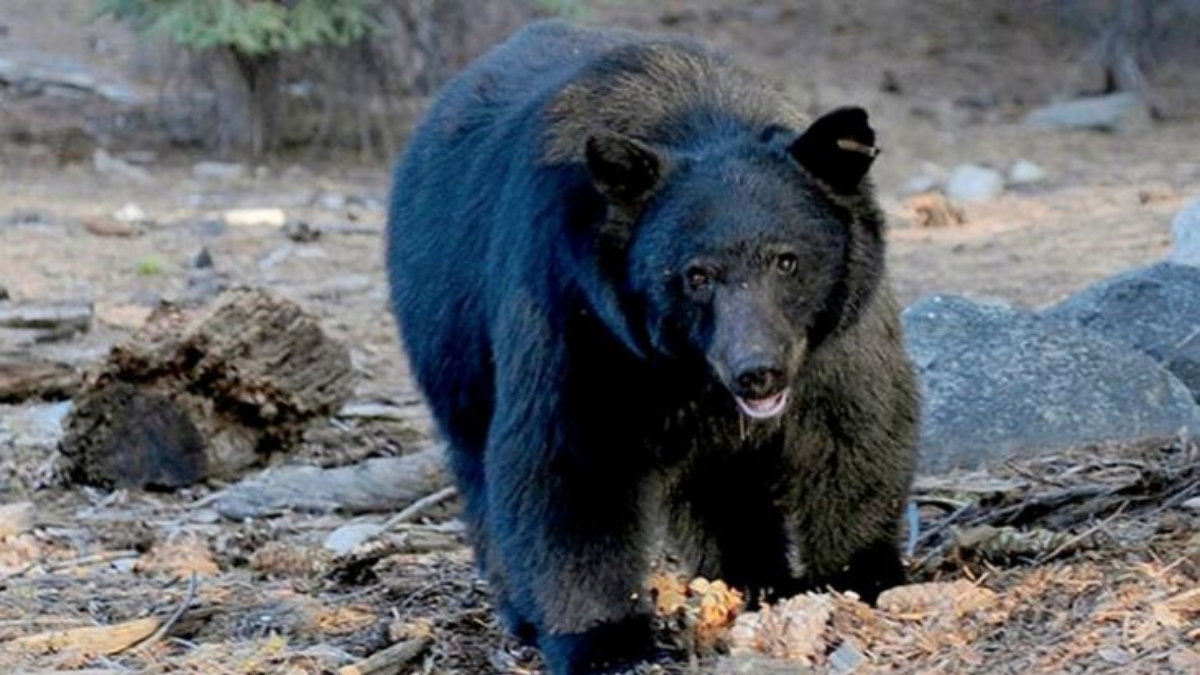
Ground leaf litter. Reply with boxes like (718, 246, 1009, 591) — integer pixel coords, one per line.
(0, 439, 1195, 674)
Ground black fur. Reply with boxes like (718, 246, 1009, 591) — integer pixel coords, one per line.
(387, 20, 920, 675)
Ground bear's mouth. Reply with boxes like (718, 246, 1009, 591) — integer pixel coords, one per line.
(734, 388, 791, 420)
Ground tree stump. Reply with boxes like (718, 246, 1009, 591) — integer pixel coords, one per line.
(61, 288, 356, 488)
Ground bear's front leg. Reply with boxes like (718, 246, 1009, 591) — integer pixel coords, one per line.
(484, 405, 659, 675)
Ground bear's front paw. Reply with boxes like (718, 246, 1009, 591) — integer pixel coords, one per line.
(539, 614, 659, 675)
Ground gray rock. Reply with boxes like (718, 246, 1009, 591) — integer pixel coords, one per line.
(323, 521, 384, 555)
(0, 55, 141, 105)
(316, 192, 348, 211)
(1045, 262, 1200, 401)
(1007, 159, 1047, 186)
(1169, 198, 1200, 267)
(1023, 93, 1150, 133)
(0, 401, 72, 450)
(93, 149, 150, 183)
(829, 640, 867, 674)
(191, 161, 246, 182)
(945, 164, 1004, 203)
(113, 202, 152, 227)
(905, 295, 1200, 472)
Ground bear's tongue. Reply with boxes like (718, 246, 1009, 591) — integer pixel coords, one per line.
(735, 389, 790, 420)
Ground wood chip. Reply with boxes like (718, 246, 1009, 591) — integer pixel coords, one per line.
(1, 617, 159, 657)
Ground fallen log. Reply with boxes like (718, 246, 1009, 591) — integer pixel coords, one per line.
(215, 444, 448, 519)
(60, 288, 355, 488)
(0, 356, 78, 402)
(0, 302, 92, 333)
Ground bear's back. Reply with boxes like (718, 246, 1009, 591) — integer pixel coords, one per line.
(411, 20, 807, 167)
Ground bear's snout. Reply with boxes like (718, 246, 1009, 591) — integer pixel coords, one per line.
(733, 363, 787, 400)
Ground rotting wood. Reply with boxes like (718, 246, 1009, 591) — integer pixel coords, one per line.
(337, 635, 432, 675)
(59, 288, 355, 488)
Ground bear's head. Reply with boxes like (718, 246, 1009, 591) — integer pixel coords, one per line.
(583, 107, 886, 419)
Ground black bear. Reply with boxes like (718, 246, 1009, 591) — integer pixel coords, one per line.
(387, 20, 920, 675)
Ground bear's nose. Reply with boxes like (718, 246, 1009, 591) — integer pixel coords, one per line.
(733, 366, 787, 399)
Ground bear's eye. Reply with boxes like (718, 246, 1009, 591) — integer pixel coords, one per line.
(775, 252, 799, 275)
(685, 267, 713, 292)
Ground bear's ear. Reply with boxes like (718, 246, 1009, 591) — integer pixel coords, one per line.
(585, 132, 666, 204)
(788, 107, 879, 192)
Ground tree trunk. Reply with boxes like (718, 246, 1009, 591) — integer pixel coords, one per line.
(1099, 0, 1155, 104)
(217, 49, 283, 157)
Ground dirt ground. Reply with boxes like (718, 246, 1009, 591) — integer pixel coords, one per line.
(1, 1, 1198, 674)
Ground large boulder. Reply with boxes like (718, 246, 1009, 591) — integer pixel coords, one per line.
(905, 295, 1200, 473)
(1044, 262, 1200, 401)
(1170, 198, 1200, 267)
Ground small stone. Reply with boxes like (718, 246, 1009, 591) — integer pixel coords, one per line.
(284, 219, 322, 243)
(0, 502, 36, 539)
(191, 161, 246, 182)
(114, 202, 152, 226)
(1182, 496, 1200, 513)
(1007, 159, 1047, 186)
(186, 271, 226, 303)
(1170, 198, 1200, 267)
(316, 192, 347, 211)
(945, 164, 1004, 203)
(1097, 647, 1133, 666)
(223, 208, 287, 228)
(259, 244, 295, 271)
(881, 69, 902, 95)
(323, 521, 384, 556)
(194, 247, 214, 269)
(828, 640, 867, 675)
